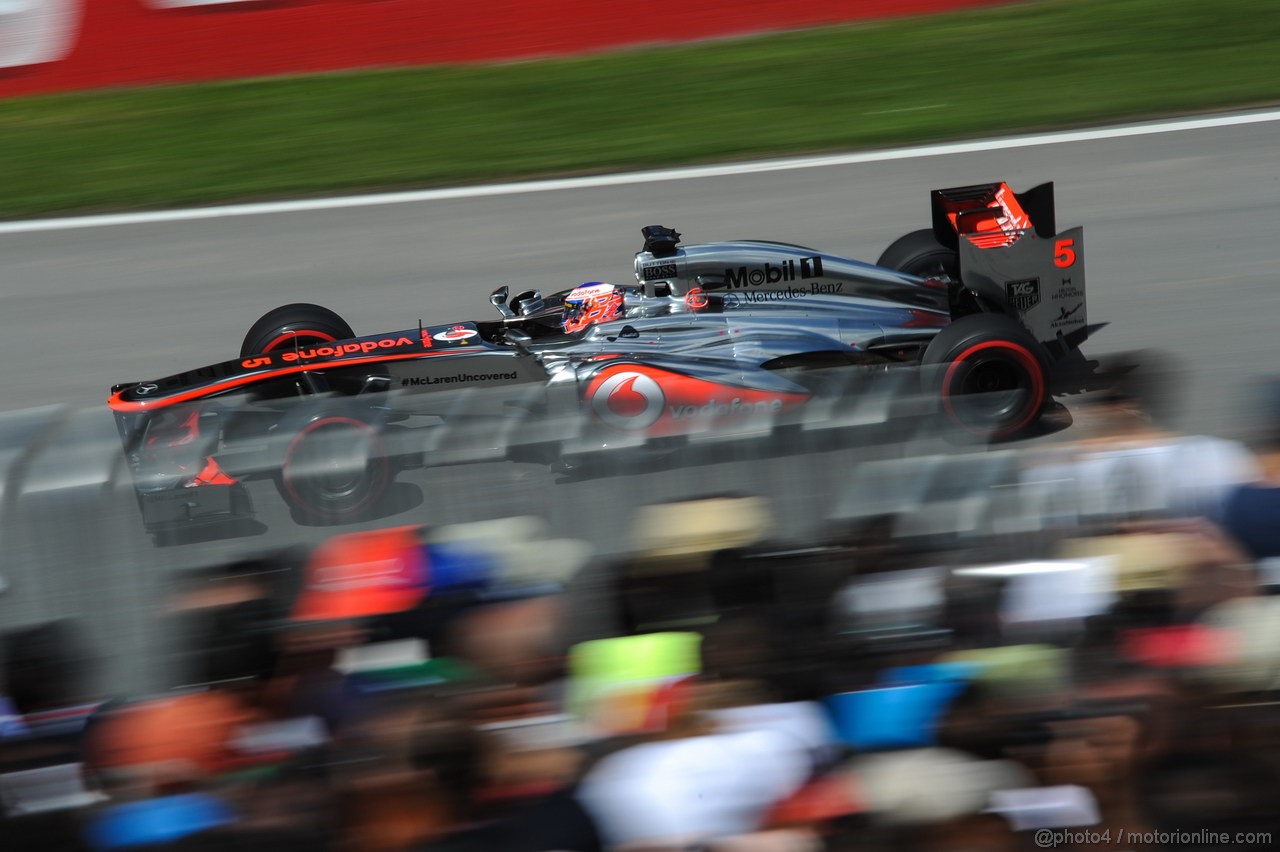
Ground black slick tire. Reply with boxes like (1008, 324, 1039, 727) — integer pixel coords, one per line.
(877, 229, 959, 280)
(275, 407, 390, 525)
(921, 313, 1048, 441)
(241, 304, 356, 357)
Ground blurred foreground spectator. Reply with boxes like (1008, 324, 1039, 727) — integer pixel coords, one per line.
(1020, 356, 1258, 526)
(1, 620, 101, 851)
(11, 397, 1280, 852)
(1218, 378, 1280, 562)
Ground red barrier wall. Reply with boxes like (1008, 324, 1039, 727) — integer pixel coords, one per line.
(0, 0, 1013, 99)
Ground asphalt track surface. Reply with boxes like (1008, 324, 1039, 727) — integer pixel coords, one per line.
(2, 111, 1278, 690)
(5, 111, 1278, 426)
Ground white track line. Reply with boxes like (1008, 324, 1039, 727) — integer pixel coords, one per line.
(3, 108, 1279, 235)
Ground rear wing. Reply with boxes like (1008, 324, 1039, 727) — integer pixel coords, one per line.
(933, 181, 1092, 360)
(930, 181, 1057, 251)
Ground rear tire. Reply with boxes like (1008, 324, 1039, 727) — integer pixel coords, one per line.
(877, 229, 959, 281)
(922, 314, 1048, 440)
(241, 304, 355, 357)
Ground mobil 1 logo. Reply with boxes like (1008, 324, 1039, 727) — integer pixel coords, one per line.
(1005, 278, 1040, 313)
(724, 256, 824, 289)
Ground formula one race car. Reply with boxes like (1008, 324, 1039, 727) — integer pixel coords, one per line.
(109, 181, 1102, 533)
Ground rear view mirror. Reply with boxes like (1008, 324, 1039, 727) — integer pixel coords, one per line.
(512, 289, 545, 316)
(490, 286, 515, 318)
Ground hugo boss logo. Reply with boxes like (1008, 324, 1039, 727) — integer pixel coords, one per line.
(642, 262, 678, 281)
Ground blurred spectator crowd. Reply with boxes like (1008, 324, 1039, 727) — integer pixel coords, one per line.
(3, 366, 1280, 852)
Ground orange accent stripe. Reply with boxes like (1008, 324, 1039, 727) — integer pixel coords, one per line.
(108, 350, 453, 413)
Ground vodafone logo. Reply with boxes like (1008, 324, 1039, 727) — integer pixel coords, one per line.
(591, 372, 665, 431)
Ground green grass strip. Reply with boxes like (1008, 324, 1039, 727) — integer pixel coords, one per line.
(3, 0, 1279, 218)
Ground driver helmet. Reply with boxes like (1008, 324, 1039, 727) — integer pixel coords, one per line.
(562, 282, 624, 334)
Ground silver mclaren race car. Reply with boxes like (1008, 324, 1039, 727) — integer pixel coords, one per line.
(110, 180, 1103, 530)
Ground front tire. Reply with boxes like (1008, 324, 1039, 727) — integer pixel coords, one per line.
(241, 303, 356, 357)
(922, 314, 1048, 440)
(276, 409, 390, 525)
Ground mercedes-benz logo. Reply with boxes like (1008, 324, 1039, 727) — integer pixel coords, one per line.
(134, 383, 159, 396)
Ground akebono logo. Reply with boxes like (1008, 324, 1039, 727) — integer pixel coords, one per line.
(401, 371, 518, 386)
(725, 256, 823, 288)
(642, 263, 678, 281)
(280, 336, 415, 362)
(1050, 302, 1084, 329)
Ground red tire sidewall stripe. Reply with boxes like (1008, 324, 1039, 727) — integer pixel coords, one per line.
(262, 328, 338, 353)
(281, 416, 387, 516)
(940, 340, 1045, 437)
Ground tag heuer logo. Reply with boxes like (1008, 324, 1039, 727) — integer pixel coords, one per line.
(1005, 278, 1041, 312)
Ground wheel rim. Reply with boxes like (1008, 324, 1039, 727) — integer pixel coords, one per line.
(941, 341, 1044, 437)
(282, 417, 387, 518)
(261, 328, 338, 353)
